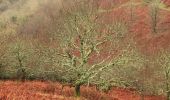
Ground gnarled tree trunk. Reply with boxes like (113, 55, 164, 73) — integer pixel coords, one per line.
(75, 84, 81, 97)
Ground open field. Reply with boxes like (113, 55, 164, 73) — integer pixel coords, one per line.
(0, 81, 165, 100)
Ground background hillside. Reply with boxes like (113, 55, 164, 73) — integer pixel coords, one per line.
(0, 0, 170, 100)
(0, 0, 48, 35)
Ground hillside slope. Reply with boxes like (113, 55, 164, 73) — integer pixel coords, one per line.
(0, 0, 48, 35)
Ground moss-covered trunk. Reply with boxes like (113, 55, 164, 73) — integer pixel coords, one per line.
(166, 71, 170, 100)
(75, 84, 81, 97)
(167, 92, 170, 100)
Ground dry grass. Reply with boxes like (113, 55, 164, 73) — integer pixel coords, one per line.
(0, 81, 165, 100)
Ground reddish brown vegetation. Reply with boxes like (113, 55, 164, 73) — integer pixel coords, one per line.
(0, 81, 165, 100)
(162, 0, 170, 6)
(1, 0, 169, 100)
(99, 0, 129, 9)
(135, 6, 170, 55)
(20, 0, 170, 56)
(97, 0, 170, 56)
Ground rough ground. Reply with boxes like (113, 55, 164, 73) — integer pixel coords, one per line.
(0, 81, 165, 100)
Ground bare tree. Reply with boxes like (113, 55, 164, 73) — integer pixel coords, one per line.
(129, 0, 135, 22)
(156, 49, 170, 100)
(0, 35, 10, 79)
(149, 0, 160, 33)
(54, 0, 117, 97)
(0, 35, 8, 68)
(7, 38, 34, 81)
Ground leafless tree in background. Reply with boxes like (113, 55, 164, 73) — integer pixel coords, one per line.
(149, 0, 160, 33)
(156, 49, 170, 100)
